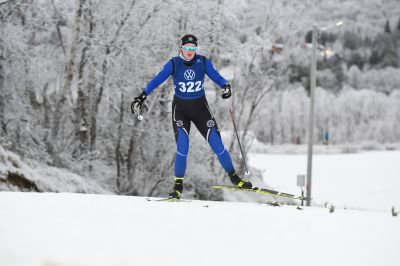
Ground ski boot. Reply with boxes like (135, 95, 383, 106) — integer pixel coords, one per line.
(168, 177, 184, 199)
(228, 170, 252, 189)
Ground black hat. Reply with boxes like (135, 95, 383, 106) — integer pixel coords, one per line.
(181, 34, 198, 46)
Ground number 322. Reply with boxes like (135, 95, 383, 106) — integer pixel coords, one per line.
(177, 81, 203, 93)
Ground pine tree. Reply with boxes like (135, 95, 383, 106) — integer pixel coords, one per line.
(385, 20, 391, 34)
(369, 50, 381, 66)
(349, 52, 364, 70)
(343, 31, 359, 50)
(320, 31, 328, 45)
(397, 17, 400, 31)
(305, 30, 312, 43)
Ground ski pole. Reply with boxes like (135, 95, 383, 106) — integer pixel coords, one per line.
(227, 98, 251, 176)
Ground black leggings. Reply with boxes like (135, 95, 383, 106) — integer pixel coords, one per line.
(171, 96, 234, 177)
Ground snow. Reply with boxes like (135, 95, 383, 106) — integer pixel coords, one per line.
(0, 146, 109, 194)
(0, 192, 399, 266)
(249, 151, 400, 212)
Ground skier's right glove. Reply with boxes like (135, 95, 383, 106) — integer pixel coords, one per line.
(131, 90, 147, 114)
(221, 84, 231, 99)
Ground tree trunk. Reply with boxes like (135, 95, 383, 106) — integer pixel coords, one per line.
(115, 93, 125, 192)
(127, 135, 136, 180)
(51, 0, 67, 56)
(52, 0, 85, 141)
(74, 0, 93, 156)
(89, 63, 100, 153)
(0, 50, 5, 137)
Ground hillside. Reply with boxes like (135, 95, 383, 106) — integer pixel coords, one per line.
(0, 192, 399, 266)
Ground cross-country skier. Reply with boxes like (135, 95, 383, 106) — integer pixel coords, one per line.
(131, 34, 252, 199)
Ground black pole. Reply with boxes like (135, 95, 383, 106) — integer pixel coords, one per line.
(228, 100, 250, 175)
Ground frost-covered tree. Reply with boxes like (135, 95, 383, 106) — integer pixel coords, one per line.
(385, 20, 392, 34)
(1, 0, 400, 197)
(347, 65, 362, 89)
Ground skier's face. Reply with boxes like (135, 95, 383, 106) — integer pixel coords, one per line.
(181, 43, 197, 60)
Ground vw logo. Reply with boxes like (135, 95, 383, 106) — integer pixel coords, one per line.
(184, 69, 195, 80)
(206, 120, 215, 128)
(176, 120, 183, 127)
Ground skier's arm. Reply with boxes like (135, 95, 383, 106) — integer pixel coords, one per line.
(144, 60, 174, 95)
(204, 57, 229, 89)
(131, 60, 173, 115)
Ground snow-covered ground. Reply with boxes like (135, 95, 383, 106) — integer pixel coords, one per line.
(0, 146, 110, 194)
(249, 151, 400, 212)
(0, 192, 399, 266)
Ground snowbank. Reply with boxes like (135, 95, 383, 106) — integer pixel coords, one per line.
(0, 146, 109, 194)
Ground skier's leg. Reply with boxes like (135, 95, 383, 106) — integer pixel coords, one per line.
(192, 101, 234, 173)
(172, 100, 191, 178)
(193, 100, 252, 188)
(207, 129, 252, 188)
(174, 127, 190, 177)
(206, 127, 235, 173)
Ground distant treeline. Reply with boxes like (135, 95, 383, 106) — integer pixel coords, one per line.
(290, 18, 400, 93)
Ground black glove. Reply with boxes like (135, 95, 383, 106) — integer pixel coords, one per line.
(221, 84, 231, 99)
(131, 90, 147, 114)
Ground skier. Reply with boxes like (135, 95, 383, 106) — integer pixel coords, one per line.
(131, 34, 252, 199)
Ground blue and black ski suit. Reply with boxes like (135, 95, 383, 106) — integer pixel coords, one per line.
(144, 54, 234, 178)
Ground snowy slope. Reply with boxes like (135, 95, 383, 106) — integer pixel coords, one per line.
(0, 192, 399, 266)
(249, 151, 400, 211)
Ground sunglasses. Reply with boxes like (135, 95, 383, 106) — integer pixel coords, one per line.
(182, 46, 198, 52)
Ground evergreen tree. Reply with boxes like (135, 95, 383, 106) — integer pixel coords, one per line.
(305, 30, 312, 43)
(395, 17, 400, 41)
(381, 50, 399, 68)
(320, 31, 328, 45)
(369, 50, 382, 66)
(385, 20, 391, 34)
(397, 17, 400, 31)
(349, 52, 364, 70)
(327, 32, 337, 43)
(343, 31, 359, 50)
(363, 36, 372, 47)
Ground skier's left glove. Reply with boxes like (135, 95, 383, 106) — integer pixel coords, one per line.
(221, 84, 231, 99)
(131, 89, 147, 114)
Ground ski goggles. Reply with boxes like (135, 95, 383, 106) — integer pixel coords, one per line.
(182, 45, 198, 52)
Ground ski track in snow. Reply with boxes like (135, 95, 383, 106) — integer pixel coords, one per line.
(0, 192, 399, 266)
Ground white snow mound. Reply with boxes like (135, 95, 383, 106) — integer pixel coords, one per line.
(0, 146, 109, 194)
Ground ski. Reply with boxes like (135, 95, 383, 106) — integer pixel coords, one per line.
(210, 185, 305, 200)
(146, 197, 191, 202)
